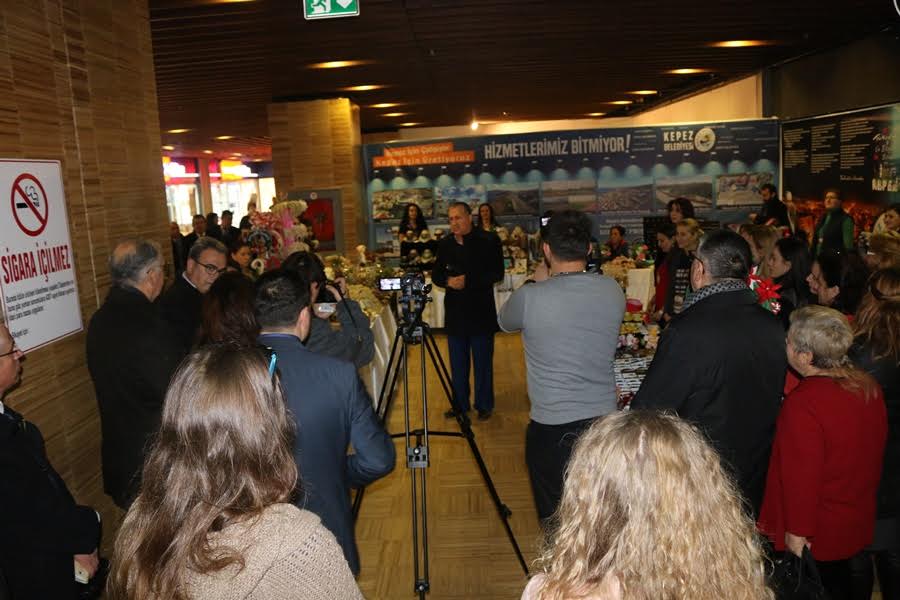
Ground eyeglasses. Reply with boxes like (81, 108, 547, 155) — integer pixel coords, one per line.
(198, 261, 227, 276)
(0, 345, 20, 358)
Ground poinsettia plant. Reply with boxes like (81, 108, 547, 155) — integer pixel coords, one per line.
(747, 273, 782, 315)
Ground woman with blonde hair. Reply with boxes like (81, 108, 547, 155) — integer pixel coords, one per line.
(850, 268, 900, 599)
(865, 231, 900, 271)
(107, 346, 363, 600)
(662, 218, 702, 320)
(759, 306, 887, 599)
(746, 225, 780, 278)
(522, 411, 772, 600)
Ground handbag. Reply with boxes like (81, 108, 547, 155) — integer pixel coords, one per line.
(770, 546, 829, 600)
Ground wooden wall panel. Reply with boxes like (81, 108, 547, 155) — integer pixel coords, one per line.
(0, 0, 168, 551)
(268, 98, 364, 251)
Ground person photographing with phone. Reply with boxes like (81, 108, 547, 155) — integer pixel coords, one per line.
(281, 251, 375, 368)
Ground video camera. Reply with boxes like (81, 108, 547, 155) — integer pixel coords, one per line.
(378, 272, 432, 340)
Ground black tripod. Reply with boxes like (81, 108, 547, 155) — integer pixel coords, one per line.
(352, 294, 529, 598)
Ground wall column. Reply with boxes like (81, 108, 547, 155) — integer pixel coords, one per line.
(268, 98, 364, 251)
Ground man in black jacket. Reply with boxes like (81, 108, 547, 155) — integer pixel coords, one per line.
(1, 323, 101, 598)
(159, 236, 227, 352)
(86, 239, 184, 508)
(255, 270, 395, 575)
(433, 202, 504, 420)
(630, 229, 787, 516)
(753, 183, 789, 228)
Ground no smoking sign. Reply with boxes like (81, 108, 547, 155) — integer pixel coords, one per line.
(11, 173, 49, 237)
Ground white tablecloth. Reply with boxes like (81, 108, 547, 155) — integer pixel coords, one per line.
(625, 267, 655, 312)
(359, 304, 397, 406)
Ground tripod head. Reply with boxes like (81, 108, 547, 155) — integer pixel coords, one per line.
(379, 272, 432, 343)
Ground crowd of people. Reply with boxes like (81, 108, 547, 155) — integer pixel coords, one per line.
(0, 188, 898, 599)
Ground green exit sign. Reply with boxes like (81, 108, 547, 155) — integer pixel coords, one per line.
(303, 0, 360, 20)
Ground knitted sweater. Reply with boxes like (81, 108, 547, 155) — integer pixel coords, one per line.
(178, 503, 365, 599)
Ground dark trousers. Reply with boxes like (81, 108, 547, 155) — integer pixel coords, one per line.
(815, 551, 877, 600)
(848, 548, 900, 600)
(447, 334, 494, 413)
(525, 418, 596, 526)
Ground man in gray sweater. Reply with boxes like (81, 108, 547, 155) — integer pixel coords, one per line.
(498, 210, 625, 525)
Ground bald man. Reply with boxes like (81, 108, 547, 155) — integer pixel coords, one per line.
(86, 239, 183, 508)
(0, 322, 101, 598)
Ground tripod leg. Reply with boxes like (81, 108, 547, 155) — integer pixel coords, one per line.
(353, 332, 405, 521)
(423, 329, 530, 576)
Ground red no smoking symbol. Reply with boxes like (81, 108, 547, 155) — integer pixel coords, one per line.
(11, 173, 49, 237)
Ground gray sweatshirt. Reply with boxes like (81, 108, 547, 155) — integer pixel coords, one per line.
(498, 272, 625, 425)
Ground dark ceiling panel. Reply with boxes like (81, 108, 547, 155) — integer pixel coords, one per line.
(150, 0, 895, 159)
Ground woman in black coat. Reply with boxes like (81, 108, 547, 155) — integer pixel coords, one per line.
(849, 268, 900, 599)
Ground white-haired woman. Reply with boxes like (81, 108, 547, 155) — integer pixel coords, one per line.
(759, 305, 887, 600)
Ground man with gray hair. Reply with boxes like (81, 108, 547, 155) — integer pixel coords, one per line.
(86, 239, 183, 508)
(630, 229, 787, 516)
(159, 236, 227, 352)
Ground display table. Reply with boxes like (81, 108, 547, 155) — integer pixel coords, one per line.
(359, 303, 397, 406)
(625, 267, 655, 312)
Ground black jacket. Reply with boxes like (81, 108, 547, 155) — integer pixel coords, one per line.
(258, 333, 395, 575)
(432, 229, 504, 335)
(754, 198, 789, 228)
(305, 299, 375, 368)
(0, 407, 100, 599)
(159, 274, 203, 353)
(86, 286, 183, 507)
(850, 344, 900, 519)
(631, 287, 787, 515)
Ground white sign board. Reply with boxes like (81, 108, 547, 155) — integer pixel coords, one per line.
(0, 159, 82, 352)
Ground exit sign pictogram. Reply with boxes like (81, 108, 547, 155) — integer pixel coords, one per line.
(303, 0, 360, 20)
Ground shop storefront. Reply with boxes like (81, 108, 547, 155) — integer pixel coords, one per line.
(209, 159, 276, 224)
(163, 157, 201, 229)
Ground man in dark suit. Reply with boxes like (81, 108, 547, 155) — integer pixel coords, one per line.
(220, 209, 241, 248)
(86, 239, 184, 508)
(631, 229, 787, 516)
(1, 322, 101, 598)
(182, 214, 207, 251)
(432, 201, 505, 420)
(170, 221, 187, 276)
(159, 236, 227, 352)
(255, 269, 395, 576)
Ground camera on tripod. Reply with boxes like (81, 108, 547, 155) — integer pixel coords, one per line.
(378, 272, 432, 340)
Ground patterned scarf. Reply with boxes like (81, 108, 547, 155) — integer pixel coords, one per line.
(682, 278, 749, 312)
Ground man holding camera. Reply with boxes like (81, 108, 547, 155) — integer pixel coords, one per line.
(433, 202, 504, 421)
(498, 210, 625, 525)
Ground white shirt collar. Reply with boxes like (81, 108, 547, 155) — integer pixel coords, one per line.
(0, 400, 5, 415)
(182, 270, 199, 290)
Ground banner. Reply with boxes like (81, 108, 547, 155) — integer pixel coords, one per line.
(782, 104, 900, 237)
(363, 119, 779, 251)
(0, 159, 82, 352)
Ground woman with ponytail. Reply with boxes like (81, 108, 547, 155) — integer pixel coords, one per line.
(759, 306, 887, 600)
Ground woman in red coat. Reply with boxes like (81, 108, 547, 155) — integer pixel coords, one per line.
(759, 305, 887, 600)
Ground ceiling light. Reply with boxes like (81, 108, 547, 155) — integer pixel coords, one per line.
(370, 102, 402, 108)
(231, 153, 242, 157)
(162, 145, 175, 151)
(710, 40, 775, 48)
(308, 60, 371, 69)
(341, 84, 385, 92)
(627, 90, 658, 95)
(203, 150, 213, 154)
(586, 112, 606, 117)
(382, 112, 410, 117)
(215, 135, 234, 140)
(470, 120, 479, 131)
(399, 122, 421, 127)
(667, 68, 710, 75)
(606, 100, 633, 105)
(166, 128, 191, 134)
